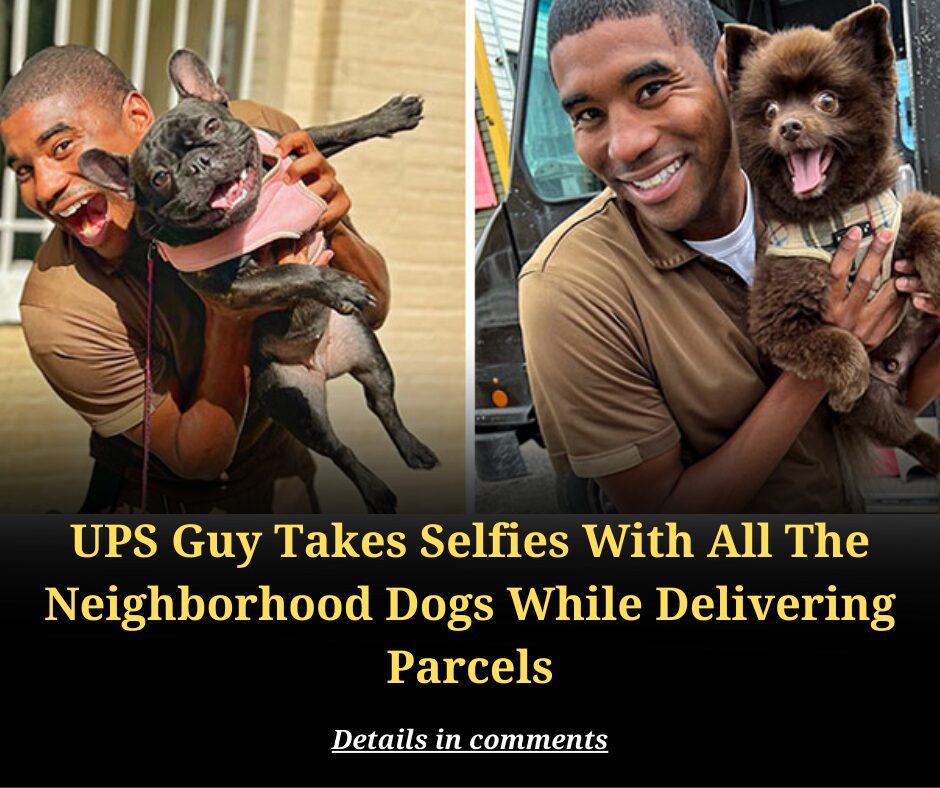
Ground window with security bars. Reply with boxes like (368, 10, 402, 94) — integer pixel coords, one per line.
(0, 0, 260, 323)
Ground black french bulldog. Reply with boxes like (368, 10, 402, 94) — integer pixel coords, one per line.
(79, 49, 438, 513)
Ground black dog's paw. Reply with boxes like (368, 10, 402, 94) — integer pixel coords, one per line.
(319, 269, 376, 314)
(375, 94, 424, 135)
(365, 485, 398, 514)
(400, 436, 440, 470)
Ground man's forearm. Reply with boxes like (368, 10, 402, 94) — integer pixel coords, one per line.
(663, 373, 828, 511)
(600, 372, 829, 513)
(906, 339, 940, 414)
(174, 310, 252, 477)
(139, 309, 253, 481)
(328, 220, 390, 328)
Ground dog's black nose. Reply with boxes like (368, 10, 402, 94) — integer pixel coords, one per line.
(189, 153, 212, 174)
(780, 119, 804, 141)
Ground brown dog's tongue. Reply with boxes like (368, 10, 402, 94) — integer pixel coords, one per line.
(789, 148, 825, 194)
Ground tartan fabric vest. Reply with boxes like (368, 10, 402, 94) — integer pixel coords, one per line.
(764, 189, 902, 298)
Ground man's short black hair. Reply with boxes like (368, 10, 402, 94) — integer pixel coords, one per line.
(547, 0, 721, 67)
(0, 45, 135, 120)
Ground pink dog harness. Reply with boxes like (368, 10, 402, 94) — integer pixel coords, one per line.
(155, 129, 334, 270)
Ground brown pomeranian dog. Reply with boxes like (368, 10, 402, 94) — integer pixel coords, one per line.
(726, 5, 940, 476)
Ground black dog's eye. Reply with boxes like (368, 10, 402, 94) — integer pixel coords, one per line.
(205, 118, 221, 134)
(151, 170, 170, 188)
(763, 101, 779, 123)
(883, 359, 900, 374)
(814, 92, 839, 114)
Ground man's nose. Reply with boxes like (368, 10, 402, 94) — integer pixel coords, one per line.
(606, 105, 658, 165)
(34, 165, 69, 212)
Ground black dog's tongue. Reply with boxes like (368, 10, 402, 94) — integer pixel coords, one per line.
(209, 177, 244, 210)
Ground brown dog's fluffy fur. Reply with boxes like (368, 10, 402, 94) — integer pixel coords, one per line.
(726, 5, 940, 475)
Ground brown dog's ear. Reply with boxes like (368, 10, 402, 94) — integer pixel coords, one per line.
(832, 4, 894, 71)
(78, 149, 134, 200)
(723, 24, 771, 90)
(168, 49, 229, 104)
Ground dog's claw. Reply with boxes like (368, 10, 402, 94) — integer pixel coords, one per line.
(317, 269, 375, 314)
(375, 94, 424, 136)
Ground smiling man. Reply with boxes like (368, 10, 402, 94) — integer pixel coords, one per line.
(519, 0, 940, 513)
(0, 45, 389, 512)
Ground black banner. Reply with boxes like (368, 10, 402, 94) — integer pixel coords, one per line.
(1, 514, 936, 786)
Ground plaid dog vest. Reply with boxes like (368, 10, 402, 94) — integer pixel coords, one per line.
(765, 189, 902, 298)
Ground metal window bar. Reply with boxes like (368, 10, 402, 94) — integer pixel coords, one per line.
(168, 0, 191, 108)
(1, 0, 259, 321)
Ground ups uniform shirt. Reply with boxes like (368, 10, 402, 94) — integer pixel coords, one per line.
(518, 188, 853, 513)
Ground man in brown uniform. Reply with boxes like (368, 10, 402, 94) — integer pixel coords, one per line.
(520, 0, 940, 512)
(0, 46, 390, 512)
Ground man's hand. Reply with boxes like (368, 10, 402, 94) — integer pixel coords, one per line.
(889, 256, 940, 413)
(895, 257, 940, 316)
(275, 130, 350, 235)
(823, 226, 904, 348)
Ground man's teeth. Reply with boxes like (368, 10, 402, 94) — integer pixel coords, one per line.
(57, 196, 91, 218)
(631, 159, 683, 190)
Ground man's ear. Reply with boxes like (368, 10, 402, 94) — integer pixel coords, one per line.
(168, 49, 229, 104)
(121, 91, 154, 143)
(78, 149, 134, 200)
(832, 4, 894, 72)
(723, 24, 771, 90)
(713, 33, 732, 98)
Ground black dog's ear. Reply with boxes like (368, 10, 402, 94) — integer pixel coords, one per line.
(832, 4, 894, 71)
(168, 49, 229, 104)
(723, 24, 771, 90)
(78, 149, 134, 200)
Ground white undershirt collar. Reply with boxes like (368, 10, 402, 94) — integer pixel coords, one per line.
(683, 170, 756, 286)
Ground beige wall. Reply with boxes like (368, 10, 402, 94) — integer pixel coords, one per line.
(250, 0, 466, 512)
(0, 0, 465, 514)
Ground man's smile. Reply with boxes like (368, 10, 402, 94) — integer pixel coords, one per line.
(617, 155, 689, 205)
(51, 191, 112, 246)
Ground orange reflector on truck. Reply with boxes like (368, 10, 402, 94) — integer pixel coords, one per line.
(492, 389, 509, 408)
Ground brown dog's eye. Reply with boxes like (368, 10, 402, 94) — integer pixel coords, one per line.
(763, 101, 779, 123)
(814, 92, 839, 114)
(205, 118, 221, 134)
(151, 170, 170, 188)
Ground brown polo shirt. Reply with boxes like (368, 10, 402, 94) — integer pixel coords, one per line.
(519, 188, 853, 513)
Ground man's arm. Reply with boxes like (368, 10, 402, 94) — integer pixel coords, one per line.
(596, 230, 904, 513)
(597, 374, 827, 512)
(906, 339, 940, 414)
(123, 305, 253, 481)
(276, 130, 390, 328)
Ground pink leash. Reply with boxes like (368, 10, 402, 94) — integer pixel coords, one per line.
(142, 242, 156, 511)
